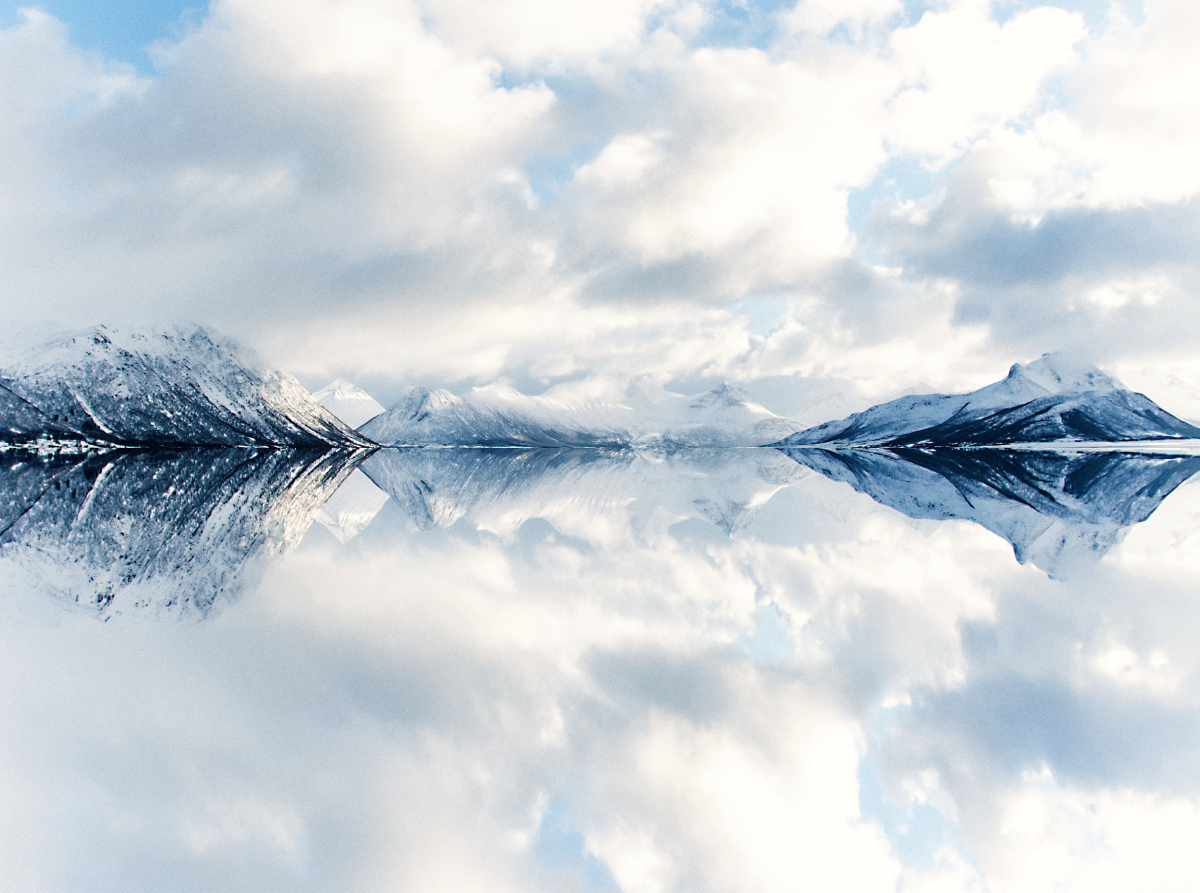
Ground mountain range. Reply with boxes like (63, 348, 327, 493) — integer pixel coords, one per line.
(3, 328, 1198, 451)
(358, 381, 798, 447)
(4, 326, 1200, 611)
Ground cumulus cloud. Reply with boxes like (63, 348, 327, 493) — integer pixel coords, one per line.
(5, 0, 1180, 396)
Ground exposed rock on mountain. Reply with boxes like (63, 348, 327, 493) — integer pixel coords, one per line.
(0, 327, 371, 448)
(777, 355, 1200, 447)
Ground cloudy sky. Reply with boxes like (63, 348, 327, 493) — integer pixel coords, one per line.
(3, 0, 1199, 411)
(4, 2, 1200, 892)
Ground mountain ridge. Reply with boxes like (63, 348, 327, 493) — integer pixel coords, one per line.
(0, 326, 372, 449)
(774, 355, 1200, 448)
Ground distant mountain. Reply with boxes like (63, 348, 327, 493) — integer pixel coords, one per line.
(777, 355, 1200, 447)
(313, 378, 385, 429)
(0, 446, 365, 618)
(779, 446, 1200, 576)
(0, 326, 371, 449)
(359, 381, 799, 447)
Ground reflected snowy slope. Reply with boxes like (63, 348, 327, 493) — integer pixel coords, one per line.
(360, 446, 807, 534)
(0, 447, 365, 617)
(359, 444, 1200, 575)
(780, 446, 1200, 575)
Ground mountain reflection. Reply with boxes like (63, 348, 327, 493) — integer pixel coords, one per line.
(0, 447, 364, 617)
(3, 444, 1197, 617)
(779, 446, 1200, 575)
(359, 446, 807, 534)
(364, 445, 1200, 576)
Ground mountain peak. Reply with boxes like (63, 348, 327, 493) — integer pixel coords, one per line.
(778, 353, 1198, 447)
(2, 324, 370, 448)
(1009, 353, 1122, 395)
(313, 378, 385, 429)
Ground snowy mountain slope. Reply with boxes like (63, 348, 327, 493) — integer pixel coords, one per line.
(359, 447, 808, 536)
(778, 354, 1200, 447)
(359, 381, 799, 447)
(0, 446, 365, 618)
(0, 327, 372, 448)
(313, 379, 385, 429)
(778, 446, 1200, 575)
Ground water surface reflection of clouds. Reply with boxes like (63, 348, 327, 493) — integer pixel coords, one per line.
(3, 443, 1200, 890)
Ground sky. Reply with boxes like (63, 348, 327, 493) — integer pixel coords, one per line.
(2, 0, 1200, 414)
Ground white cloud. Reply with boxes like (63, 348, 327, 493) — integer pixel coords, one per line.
(784, 0, 902, 38)
(962, 0, 1200, 213)
(886, 2, 1086, 162)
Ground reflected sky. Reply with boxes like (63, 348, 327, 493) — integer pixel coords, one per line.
(2, 443, 1200, 890)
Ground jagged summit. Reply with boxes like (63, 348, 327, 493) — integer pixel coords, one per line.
(776, 353, 1200, 448)
(0, 326, 372, 449)
(313, 378, 385, 429)
(1015, 353, 1121, 394)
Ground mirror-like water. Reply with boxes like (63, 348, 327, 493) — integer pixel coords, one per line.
(4, 441, 1200, 891)
(6, 444, 1197, 615)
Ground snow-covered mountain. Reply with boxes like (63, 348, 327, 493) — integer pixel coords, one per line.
(359, 446, 808, 536)
(0, 326, 371, 448)
(313, 378, 385, 429)
(359, 381, 799, 447)
(777, 354, 1200, 447)
(0, 446, 365, 618)
(779, 446, 1200, 576)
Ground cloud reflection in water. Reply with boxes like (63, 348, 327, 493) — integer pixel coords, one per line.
(2, 444, 1200, 890)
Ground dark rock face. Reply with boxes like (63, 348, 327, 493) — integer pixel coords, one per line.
(777, 356, 1200, 448)
(882, 391, 1200, 446)
(0, 327, 371, 449)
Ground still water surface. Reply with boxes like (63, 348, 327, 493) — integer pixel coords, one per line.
(1, 445, 1198, 891)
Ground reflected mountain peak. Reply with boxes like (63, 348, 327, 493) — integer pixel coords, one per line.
(780, 446, 1200, 576)
(359, 446, 809, 537)
(0, 447, 366, 619)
